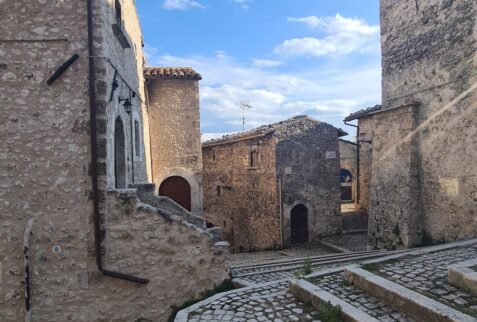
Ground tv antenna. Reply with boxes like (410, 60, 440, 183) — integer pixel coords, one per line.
(240, 101, 252, 131)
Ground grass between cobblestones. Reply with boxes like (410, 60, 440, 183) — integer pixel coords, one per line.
(167, 279, 235, 322)
(317, 301, 344, 322)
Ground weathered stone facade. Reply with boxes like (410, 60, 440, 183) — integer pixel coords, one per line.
(345, 0, 477, 249)
(0, 1, 228, 321)
(203, 116, 345, 252)
(145, 68, 203, 214)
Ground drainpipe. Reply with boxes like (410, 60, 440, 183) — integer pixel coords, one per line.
(23, 217, 35, 322)
(87, 0, 148, 284)
(344, 120, 359, 205)
(278, 177, 283, 248)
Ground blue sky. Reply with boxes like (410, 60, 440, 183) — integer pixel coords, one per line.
(137, 0, 382, 140)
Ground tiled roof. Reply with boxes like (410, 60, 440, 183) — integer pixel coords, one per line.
(203, 115, 347, 146)
(344, 105, 382, 121)
(144, 67, 202, 80)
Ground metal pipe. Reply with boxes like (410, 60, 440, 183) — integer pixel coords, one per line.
(23, 218, 35, 322)
(87, 0, 148, 284)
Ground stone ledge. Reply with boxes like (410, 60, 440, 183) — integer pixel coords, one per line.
(344, 267, 476, 322)
(448, 259, 477, 295)
(288, 278, 380, 322)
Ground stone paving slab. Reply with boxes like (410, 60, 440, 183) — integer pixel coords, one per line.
(364, 245, 477, 317)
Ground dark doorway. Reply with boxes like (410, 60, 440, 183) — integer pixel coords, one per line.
(159, 176, 192, 211)
(114, 117, 126, 189)
(340, 169, 353, 201)
(291, 204, 308, 244)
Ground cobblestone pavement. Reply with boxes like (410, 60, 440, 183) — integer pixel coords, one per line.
(187, 281, 323, 322)
(370, 245, 477, 317)
(310, 273, 415, 322)
(320, 232, 368, 252)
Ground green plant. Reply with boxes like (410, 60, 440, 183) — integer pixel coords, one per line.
(318, 301, 344, 322)
(361, 262, 380, 272)
(303, 258, 312, 275)
(167, 279, 235, 322)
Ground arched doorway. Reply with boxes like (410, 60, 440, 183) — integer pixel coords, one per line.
(291, 204, 308, 244)
(159, 176, 191, 211)
(114, 117, 126, 189)
(340, 169, 353, 201)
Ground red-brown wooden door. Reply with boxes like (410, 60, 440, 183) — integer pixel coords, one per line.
(159, 176, 191, 211)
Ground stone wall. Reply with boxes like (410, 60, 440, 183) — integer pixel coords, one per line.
(276, 122, 343, 247)
(357, 117, 375, 213)
(105, 190, 229, 322)
(202, 134, 280, 252)
(146, 78, 203, 213)
(339, 139, 357, 203)
(0, 1, 227, 321)
(366, 0, 477, 247)
(0, 1, 93, 320)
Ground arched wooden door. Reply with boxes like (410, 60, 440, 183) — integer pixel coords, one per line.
(159, 176, 191, 211)
(114, 117, 126, 189)
(291, 204, 308, 244)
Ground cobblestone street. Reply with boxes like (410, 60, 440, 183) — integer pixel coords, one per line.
(369, 245, 477, 317)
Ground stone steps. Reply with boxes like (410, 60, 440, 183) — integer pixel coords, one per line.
(232, 250, 402, 278)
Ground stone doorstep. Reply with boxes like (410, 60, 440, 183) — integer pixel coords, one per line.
(288, 278, 380, 322)
(344, 267, 477, 322)
(448, 259, 477, 295)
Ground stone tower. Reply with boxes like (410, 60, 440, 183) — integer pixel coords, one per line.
(144, 67, 204, 214)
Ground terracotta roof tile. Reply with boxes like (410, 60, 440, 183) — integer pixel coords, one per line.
(144, 67, 202, 80)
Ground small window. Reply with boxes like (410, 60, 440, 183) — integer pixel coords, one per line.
(223, 220, 227, 228)
(212, 152, 216, 161)
(216, 186, 222, 196)
(115, 0, 122, 26)
(250, 150, 258, 168)
(134, 120, 141, 157)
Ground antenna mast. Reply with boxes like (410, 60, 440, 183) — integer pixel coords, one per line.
(240, 101, 252, 131)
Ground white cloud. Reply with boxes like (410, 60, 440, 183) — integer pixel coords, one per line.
(252, 59, 283, 68)
(232, 0, 252, 9)
(163, 0, 204, 10)
(287, 16, 321, 28)
(147, 49, 381, 135)
(276, 14, 380, 57)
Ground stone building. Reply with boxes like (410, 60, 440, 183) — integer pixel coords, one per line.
(339, 139, 357, 203)
(0, 1, 228, 321)
(145, 67, 203, 214)
(344, 0, 477, 249)
(202, 116, 346, 252)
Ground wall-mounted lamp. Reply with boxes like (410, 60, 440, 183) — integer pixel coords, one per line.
(118, 97, 132, 114)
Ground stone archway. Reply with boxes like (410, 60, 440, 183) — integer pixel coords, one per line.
(291, 204, 308, 244)
(114, 116, 127, 189)
(159, 176, 192, 211)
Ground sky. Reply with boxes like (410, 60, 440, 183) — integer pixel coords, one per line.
(136, 0, 382, 141)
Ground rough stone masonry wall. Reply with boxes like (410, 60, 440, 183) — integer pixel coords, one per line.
(357, 117, 375, 214)
(339, 140, 357, 203)
(367, 105, 421, 249)
(105, 190, 229, 322)
(0, 1, 94, 321)
(202, 135, 280, 252)
(375, 0, 477, 245)
(95, 0, 149, 189)
(147, 78, 203, 213)
(276, 123, 342, 247)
